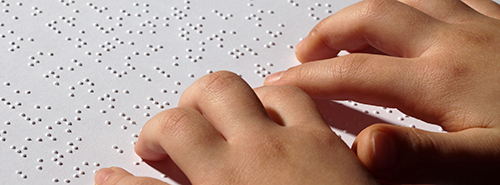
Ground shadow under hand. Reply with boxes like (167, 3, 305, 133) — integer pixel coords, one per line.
(314, 99, 391, 136)
(144, 157, 192, 185)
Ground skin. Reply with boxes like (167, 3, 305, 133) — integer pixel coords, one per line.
(95, 0, 500, 184)
(95, 71, 377, 185)
(265, 0, 500, 184)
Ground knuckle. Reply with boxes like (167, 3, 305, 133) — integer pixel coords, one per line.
(154, 108, 197, 138)
(334, 54, 368, 85)
(454, 27, 495, 46)
(419, 56, 471, 87)
(196, 71, 242, 93)
(242, 132, 289, 160)
(309, 128, 341, 147)
(356, 0, 391, 20)
(286, 64, 312, 81)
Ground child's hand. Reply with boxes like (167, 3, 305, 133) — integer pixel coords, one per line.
(95, 71, 377, 185)
(265, 0, 500, 184)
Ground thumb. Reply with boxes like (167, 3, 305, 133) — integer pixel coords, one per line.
(353, 124, 500, 184)
(95, 167, 171, 185)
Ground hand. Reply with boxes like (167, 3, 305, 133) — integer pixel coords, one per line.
(265, 0, 500, 184)
(95, 71, 377, 185)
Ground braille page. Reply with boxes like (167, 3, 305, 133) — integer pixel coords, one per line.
(0, 0, 469, 184)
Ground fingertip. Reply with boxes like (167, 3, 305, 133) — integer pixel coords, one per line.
(353, 126, 375, 168)
(295, 30, 339, 63)
(294, 38, 306, 62)
(263, 71, 284, 85)
(95, 167, 115, 185)
(134, 138, 169, 161)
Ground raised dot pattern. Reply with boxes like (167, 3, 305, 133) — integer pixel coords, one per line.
(0, 0, 446, 184)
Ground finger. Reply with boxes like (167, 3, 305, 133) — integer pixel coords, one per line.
(462, 0, 500, 19)
(266, 54, 412, 109)
(95, 167, 169, 185)
(295, 0, 444, 63)
(265, 54, 450, 125)
(353, 124, 500, 184)
(253, 85, 327, 128)
(398, 0, 480, 23)
(134, 107, 226, 172)
(178, 71, 274, 139)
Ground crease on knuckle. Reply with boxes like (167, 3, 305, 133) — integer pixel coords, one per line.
(455, 27, 495, 46)
(418, 55, 471, 94)
(308, 128, 340, 148)
(197, 71, 242, 94)
(242, 133, 289, 164)
(356, 0, 390, 22)
(335, 54, 366, 87)
(156, 108, 195, 139)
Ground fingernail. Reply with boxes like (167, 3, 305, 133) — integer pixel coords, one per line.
(372, 130, 397, 170)
(264, 71, 284, 85)
(95, 168, 114, 185)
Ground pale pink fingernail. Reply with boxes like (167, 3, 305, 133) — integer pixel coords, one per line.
(264, 71, 284, 85)
(95, 168, 114, 185)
